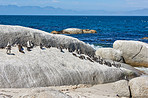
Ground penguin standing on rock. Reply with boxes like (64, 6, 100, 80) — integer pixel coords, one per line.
(72, 53, 77, 57)
(104, 61, 112, 67)
(112, 61, 116, 67)
(18, 44, 25, 53)
(46, 45, 51, 48)
(76, 49, 81, 54)
(93, 56, 98, 62)
(99, 58, 104, 65)
(79, 55, 85, 60)
(60, 45, 64, 53)
(87, 57, 94, 62)
(68, 47, 72, 52)
(40, 43, 44, 49)
(27, 41, 33, 51)
(116, 63, 121, 68)
(6, 42, 11, 54)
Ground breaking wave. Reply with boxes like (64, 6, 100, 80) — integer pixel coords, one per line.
(87, 43, 103, 50)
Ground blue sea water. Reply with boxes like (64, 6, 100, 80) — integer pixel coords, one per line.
(0, 15, 148, 48)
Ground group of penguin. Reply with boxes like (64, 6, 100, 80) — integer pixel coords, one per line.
(5, 41, 121, 68)
(58, 45, 121, 68)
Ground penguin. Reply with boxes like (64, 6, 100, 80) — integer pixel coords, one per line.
(112, 61, 116, 67)
(40, 43, 44, 49)
(60, 45, 64, 53)
(47, 45, 51, 48)
(92, 56, 98, 62)
(18, 44, 25, 53)
(79, 55, 85, 60)
(124, 76, 129, 81)
(99, 58, 104, 65)
(6, 42, 11, 54)
(116, 63, 121, 68)
(105, 61, 112, 67)
(77, 49, 81, 54)
(72, 53, 77, 57)
(68, 47, 73, 52)
(86, 57, 94, 62)
(27, 41, 32, 51)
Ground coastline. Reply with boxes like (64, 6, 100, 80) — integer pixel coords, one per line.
(0, 23, 147, 97)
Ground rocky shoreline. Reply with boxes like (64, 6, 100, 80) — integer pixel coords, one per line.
(96, 40, 148, 68)
(0, 25, 147, 98)
(0, 76, 147, 98)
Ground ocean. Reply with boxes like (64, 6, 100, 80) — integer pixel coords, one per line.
(0, 15, 148, 48)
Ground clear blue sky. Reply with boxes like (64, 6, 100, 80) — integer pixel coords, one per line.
(0, 0, 148, 11)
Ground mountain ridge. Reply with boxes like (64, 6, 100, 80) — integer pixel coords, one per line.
(0, 5, 148, 15)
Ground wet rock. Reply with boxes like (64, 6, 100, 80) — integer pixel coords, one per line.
(129, 76, 148, 98)
(63, 28, 83, 34)
(51, 28, 97, 34)
(142, 37, 148, 40)
(51, 30, 60, 34)
(113, 40, 148, 67)
(82, 29, 97, 33)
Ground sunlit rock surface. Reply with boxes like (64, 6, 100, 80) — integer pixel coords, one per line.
(129, 76, 148, 98)
(0, 25, 140, 88)
(95, 48, 124, 62)
(0, 87, 71, 98)
(113, 40, 148, 67)
(0, 47, 137, 88)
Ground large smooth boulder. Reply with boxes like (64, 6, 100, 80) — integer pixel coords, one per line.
(0, 25, 141, 88)
(113, 40, 148, 67)
(0, 47, 138, 88)
(56, 80, 130, 98)
(62, 28, 83, 34)
(51, 28, 97, 34)
(113, 80, 130, 97)
(0, 25, 95, 57)
(95, 48, 124, 62)
(129, 76, 148, 98)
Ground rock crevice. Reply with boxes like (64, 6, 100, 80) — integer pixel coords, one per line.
(132, 45, 143, 59)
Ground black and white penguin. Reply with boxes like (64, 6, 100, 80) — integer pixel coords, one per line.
(72, 52, 77, 57)
(104, 61, 112, 67)
(87, 56, 94, 62)
(6, 42, 11, 54)
(79, 55, 85, 60)
(60, 45, 64, 52)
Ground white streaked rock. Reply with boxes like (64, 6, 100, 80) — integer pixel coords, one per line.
(113, 40, 148, 67)
(0, 47, 138, 88)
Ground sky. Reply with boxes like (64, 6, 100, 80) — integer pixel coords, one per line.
(0, 0, 148, 11)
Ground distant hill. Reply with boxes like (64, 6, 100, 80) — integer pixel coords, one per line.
(0, 5, 147, 15)
(126, 9, 148, 15)
(0, 5, 77, 15)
